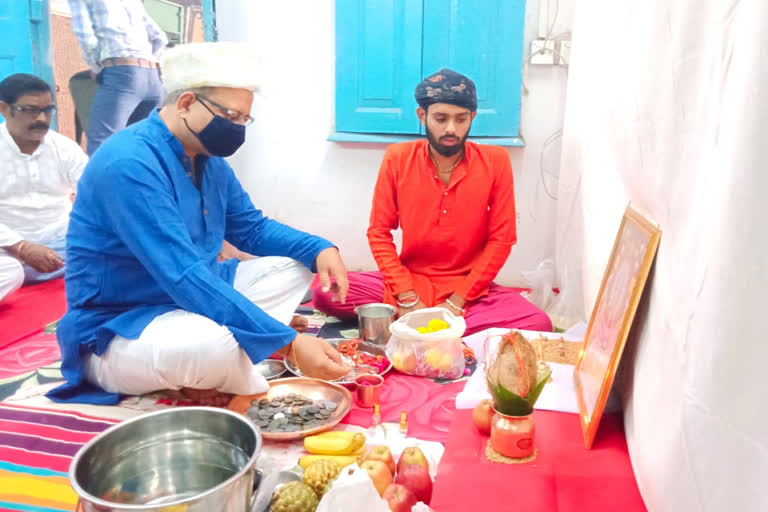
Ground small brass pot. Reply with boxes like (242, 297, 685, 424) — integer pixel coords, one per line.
(489, 408, 535, 459)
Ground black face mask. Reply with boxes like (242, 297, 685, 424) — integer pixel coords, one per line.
(184, 114, 246, 157)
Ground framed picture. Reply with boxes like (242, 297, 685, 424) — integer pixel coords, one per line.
(574, 204, 661, 449)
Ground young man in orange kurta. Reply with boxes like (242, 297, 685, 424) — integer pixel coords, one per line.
(314, 69, 551, 335)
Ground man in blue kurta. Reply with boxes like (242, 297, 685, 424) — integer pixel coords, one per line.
(48, 42, 351, 405)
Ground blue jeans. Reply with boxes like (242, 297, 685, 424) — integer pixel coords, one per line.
(23, 237, 66, 284)
(87, 65, 164, 156)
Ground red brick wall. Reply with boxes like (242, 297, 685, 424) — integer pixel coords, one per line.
(51, 13, 88, 148)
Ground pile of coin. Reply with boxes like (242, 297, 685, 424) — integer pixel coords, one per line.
(246, 393, 338, 432)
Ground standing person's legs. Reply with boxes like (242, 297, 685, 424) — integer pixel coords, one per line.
(126, 67, 164, 126)
(22, 237, 66, 284)
(83, 256, 314, 397)
(311, 271, 385, 319)
(0, 256, 24, 302)
(464, 283, 553, 336)
(86, 66, 146, 155)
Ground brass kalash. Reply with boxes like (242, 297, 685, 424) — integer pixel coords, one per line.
(484, 331, 552, 461)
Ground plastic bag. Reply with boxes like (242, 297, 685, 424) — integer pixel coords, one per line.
(386, 307, 467, 379)
(522, 258, 582, 330)
(520, 258, 556, 311)
(316, 464, 390, 512)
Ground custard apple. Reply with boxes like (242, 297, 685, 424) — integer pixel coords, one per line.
(302, 459, 342, 498)
(270, 481, 318, 512)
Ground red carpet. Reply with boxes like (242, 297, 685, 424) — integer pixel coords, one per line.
(0, 279, 66, 349)
(0, 332, 60, 380)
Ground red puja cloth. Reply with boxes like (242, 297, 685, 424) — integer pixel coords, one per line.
(340, 372, 465, 443)
(431, 409, 646, 511)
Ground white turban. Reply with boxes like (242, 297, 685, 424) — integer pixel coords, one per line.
(159, 42, 262, 93)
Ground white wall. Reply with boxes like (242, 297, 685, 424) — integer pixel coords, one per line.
(217, 0, 572, 286)
(50, 0, 71, 16)
(557, 0, 768, 509)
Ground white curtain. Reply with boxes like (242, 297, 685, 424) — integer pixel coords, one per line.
(555, 0, 768, 509)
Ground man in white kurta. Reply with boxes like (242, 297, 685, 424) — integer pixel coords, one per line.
(0, 73, 87, 302)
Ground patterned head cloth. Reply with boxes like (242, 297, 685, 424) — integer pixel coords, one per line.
(414, 68, 477, 111)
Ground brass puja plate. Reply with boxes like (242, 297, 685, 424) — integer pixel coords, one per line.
(228, 377, 352, 441)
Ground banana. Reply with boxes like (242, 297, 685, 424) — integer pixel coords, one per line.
(328, 432, 366, 453)
(303, 431, 366, 455)
(312, 431, 359, 440)
(348, 433, 366, 453)
(298, 453, 362, 470)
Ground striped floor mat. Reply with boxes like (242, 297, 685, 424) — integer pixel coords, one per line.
(0, 403, 118, 512)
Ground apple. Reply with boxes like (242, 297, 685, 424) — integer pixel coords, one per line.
(394, 464, 433, 505)
(360, 460, 393, 496)
(424, 348, 441, 369)
(472, 399, 494, 435)
(396, 446, 429, 474)
(425, 347, 457, 373)
(382, 483, 419, 512)
(392, 350, 417, 373)
(439, 351, 455, 371)
(364, 445, 396, 475)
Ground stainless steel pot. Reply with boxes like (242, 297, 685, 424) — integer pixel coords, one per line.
(70, 407, 264, 512)
(354, 303, 397, 346)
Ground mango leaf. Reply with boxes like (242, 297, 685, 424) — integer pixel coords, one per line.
(523, 365, 552, 407)
(489, 382, 534, 416)
(488, 364, 552, 416)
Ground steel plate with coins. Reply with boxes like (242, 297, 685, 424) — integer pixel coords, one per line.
(283, 338, 392, 384)
(228, 377, 352, 440)
(254, 358, 287, 380)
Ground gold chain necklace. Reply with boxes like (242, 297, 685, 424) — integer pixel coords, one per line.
(429, 149, 464, 174)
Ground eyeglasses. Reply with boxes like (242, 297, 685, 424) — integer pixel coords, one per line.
(194, 94, 254, 126)
(11, 104, 57, 117)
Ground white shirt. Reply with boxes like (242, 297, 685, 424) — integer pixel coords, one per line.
(0, 123, 87, 247)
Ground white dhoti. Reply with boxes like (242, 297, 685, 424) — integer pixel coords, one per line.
(0, 255, 24, 303)
(84, 256, 313, 396)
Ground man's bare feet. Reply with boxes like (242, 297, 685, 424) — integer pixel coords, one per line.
(180, 387, 233, 407)
(290, 314, 309, 333)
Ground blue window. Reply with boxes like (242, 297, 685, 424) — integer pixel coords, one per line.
(0, 0, 54, 124)
(334, 0, 526, 140)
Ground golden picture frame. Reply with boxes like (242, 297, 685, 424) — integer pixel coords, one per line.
(574, 204, 661, 449)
